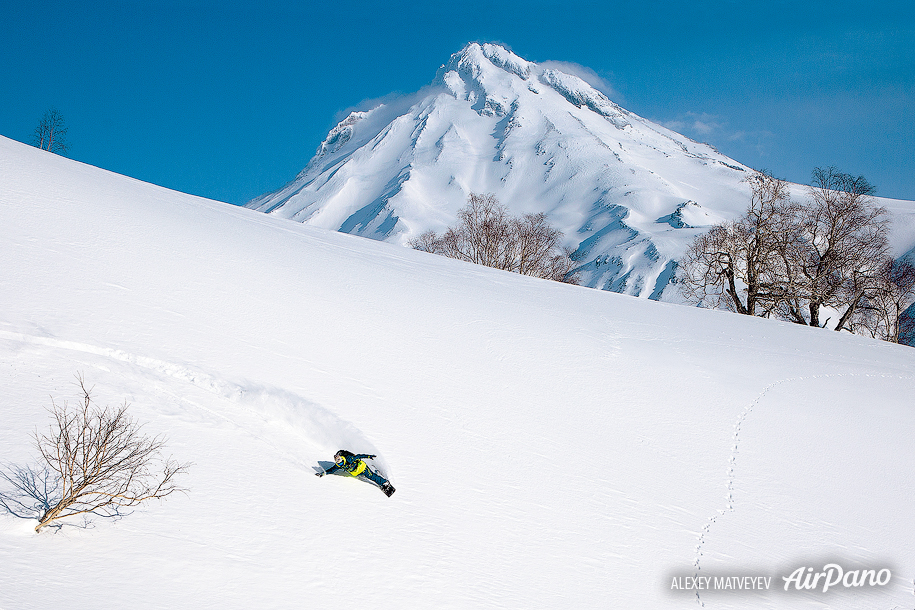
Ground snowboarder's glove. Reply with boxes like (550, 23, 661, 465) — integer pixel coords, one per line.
(315, 471, 324, 477)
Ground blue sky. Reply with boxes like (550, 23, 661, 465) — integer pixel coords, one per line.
(2, 0, 913, 204)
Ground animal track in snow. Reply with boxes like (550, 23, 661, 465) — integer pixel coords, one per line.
(690, 371, 915, 607)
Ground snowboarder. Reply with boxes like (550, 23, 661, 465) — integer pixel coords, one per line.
(316, 449, 395, 497)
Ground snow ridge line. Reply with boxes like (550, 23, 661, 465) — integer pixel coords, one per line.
(691, 371, 915, 607)
(0, 330, 379, 466)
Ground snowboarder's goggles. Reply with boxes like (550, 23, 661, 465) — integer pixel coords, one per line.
(335, 455, 346, 466)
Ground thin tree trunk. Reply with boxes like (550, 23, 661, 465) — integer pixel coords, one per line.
(834, 290, 865, 332)
(809, 302, 821, 327)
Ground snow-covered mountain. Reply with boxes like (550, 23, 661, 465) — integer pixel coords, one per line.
(249, 43, 915, 299)
(246, 42, 763, 298)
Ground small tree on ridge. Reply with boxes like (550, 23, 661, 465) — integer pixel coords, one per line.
(32, 108, 69, 155)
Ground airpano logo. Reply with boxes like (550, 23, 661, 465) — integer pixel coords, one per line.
(670, 563, 893, 596)
(782, 564, 892, 592)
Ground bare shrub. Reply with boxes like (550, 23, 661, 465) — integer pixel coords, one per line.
(410, 193, 579, 283)
(32, 108, 69, 154)
(0, 375, 189, 532)
(409, 229, 441, 254)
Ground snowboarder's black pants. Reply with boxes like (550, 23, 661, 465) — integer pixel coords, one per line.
(361, 467, 388, 488)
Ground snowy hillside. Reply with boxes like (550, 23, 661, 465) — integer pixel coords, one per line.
(2, 136, 915, 609)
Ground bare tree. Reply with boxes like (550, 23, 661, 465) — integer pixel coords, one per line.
(438, 193, 514, 268)
(32, 108, 69, 154)
(679, 166, 910, 345)
(410, 230, 442, 255)
(411, 193, 579, 283)
(0, 375, 189, 532)
(777, 167, 889, 331)
(512, 212, 575, 281)
(679, 171, 795, 315)
(849, 259, 915, 343)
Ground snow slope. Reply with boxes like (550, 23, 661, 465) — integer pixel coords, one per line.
(2, 135, 915, 609)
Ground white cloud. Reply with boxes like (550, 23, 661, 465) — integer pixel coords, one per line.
(661, 111, 775, 157)
(662, 111, 725, 136)
(539, 60, 623, 102)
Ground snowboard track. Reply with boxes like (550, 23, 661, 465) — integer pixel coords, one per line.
(0, 329, 381, 473)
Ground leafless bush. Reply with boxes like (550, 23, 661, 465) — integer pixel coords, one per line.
(411, 193, 579, 283)
(0, 375, 189, 532)
(32, 108, 69, 155)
